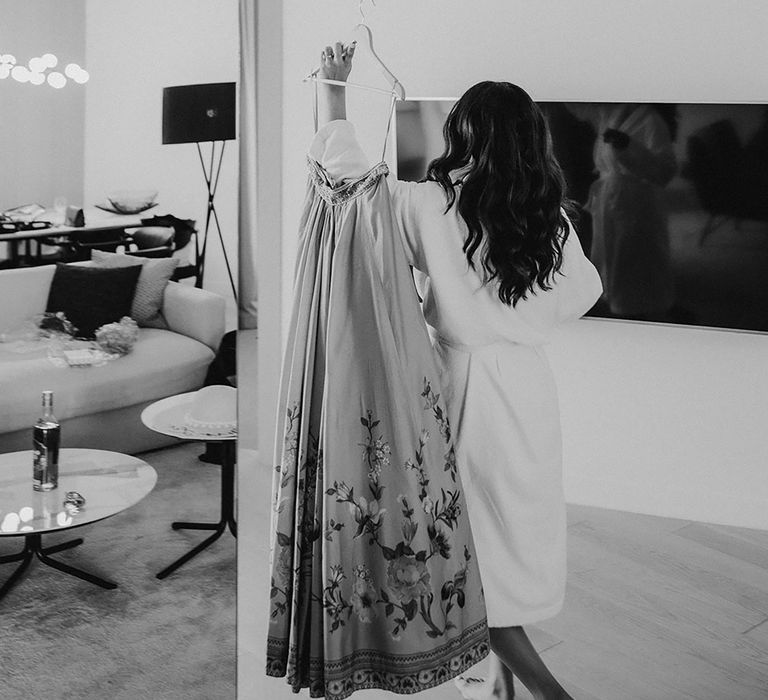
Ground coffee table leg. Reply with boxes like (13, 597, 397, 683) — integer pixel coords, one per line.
(37, 548, 117, 589)
(157, 441, 237, 579)
(42, 537, 84, 555)
(0, 544, 32, 564)
(0, 534, 117, 600)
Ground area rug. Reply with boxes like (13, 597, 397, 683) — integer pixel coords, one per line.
(0, 442, 235, 700)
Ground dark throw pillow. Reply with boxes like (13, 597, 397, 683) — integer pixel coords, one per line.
(46, 263, 142, 339)
(90, 250, 179, 329)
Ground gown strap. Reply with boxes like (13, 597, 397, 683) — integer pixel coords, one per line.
(312, 75, 398, 164)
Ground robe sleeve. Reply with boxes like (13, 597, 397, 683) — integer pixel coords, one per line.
(308, 119, 425, 268)
(555, 217, 604, 322)
(308, 120, 371, 183)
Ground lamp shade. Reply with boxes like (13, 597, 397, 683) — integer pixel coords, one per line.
(162, 82, 236, 144)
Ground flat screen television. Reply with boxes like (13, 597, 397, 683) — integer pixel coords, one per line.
(395, 100, 768, 334)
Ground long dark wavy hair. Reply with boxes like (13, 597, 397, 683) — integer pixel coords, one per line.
(426, 81, 572, 306)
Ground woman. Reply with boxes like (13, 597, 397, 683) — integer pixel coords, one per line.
(313, 43, 602, 700)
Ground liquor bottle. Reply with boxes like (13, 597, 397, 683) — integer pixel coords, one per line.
(33, 390, 60, 491)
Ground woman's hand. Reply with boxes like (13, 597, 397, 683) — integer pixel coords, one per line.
(317, 41, 355, 125)
(319, 41, 356, 83)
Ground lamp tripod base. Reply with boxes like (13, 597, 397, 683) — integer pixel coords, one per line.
(195, 140, 237, 301)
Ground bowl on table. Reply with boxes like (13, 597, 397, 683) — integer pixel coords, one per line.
(96, 190, 159, 215)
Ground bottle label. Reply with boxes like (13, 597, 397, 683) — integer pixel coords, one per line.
(33, 425, 60, 490)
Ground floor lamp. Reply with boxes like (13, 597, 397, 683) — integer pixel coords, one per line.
(162, 82, 237, 300)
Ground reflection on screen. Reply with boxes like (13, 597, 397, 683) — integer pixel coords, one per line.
(396, 100, 768, 333)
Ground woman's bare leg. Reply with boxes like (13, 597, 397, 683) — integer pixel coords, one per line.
(489, 626, 572, 700)
(492, 653, 516, 698)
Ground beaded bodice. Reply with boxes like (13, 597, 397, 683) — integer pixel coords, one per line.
(307, 157, 389, 206)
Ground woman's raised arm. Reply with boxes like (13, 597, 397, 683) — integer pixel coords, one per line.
(317, 41, 356, 126)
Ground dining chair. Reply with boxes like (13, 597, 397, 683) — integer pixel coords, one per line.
(124, 226, 176, 258)
(65, 229, 129, 261)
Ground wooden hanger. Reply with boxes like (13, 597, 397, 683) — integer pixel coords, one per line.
(304, 0, 406, 100)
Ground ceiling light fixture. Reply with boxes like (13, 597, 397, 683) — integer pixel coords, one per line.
(0, 53, 89, 87)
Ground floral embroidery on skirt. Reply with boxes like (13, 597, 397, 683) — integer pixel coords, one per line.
(266, 159, 489, 699)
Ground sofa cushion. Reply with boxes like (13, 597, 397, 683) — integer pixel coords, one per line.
(46, 263, 142, 339)
(90, 250, 179, 329)
(0, 265, 56, 334)
(0, 328, 215, 434)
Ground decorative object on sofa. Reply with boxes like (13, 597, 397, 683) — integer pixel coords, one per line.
(94, 316, 140, 356)
(95, 190, 159, 216)
(32, 390, 60, 492)
(45, 263, 142, 339)
(58, 345, 110, 368)
(140, 390, 237, 579)
(162, 82, 237, 299)
(91, 250, 180, 328)
(0, 312, 74, 348)
(44, 335, 113, 368)
(37, 311, 76, 338)
(3, 313, 127, 367)
(0, 53, 89, 88)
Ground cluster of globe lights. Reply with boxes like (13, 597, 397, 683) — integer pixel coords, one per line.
(0, 53, 89, 88)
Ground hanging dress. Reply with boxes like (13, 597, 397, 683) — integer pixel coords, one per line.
(266, 108, 490, 699)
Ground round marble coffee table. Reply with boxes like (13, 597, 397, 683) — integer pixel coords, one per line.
(141, 391, 237, 579)
(0, 448, 157, 600)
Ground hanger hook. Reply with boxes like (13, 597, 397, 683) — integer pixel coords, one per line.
(359, 0, 375, 24)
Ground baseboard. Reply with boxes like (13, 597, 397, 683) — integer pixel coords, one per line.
(564, 473, 768, 531)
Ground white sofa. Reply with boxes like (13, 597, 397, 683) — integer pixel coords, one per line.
(0, 263, 226, 454)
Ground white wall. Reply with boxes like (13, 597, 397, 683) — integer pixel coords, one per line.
(0, 0, 86, 211)
(84, 0, 239, 318)
(269, 0, 768, 530)
(549, 318, 768, 528)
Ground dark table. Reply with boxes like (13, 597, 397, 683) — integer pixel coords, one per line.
(0, 217, 143, 267)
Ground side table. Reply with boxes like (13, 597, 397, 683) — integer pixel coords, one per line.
(140, 392, 236, 579)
